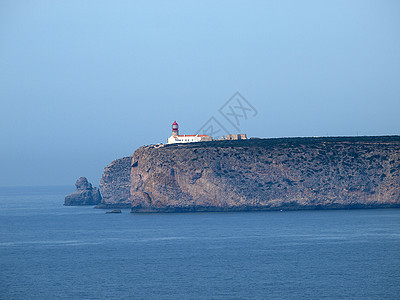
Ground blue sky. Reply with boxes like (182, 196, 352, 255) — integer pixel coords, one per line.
(1, 0, 399, 187)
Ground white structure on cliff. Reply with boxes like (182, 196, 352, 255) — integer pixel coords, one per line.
(167, 121, 212, 144)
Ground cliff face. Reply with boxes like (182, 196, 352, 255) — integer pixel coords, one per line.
(100, 136, 400, 211)
(98, 156, 132, 208)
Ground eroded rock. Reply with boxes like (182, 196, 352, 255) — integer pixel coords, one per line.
(97, 157, 132, 208)
(64, 177, 102, 206)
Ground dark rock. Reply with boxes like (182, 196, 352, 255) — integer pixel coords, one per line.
(106, 209, 122, 214)
(75, 177, 92, 191)
(64, 177, 102, 206)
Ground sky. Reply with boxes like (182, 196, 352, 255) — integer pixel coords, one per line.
(1, 0, 399, 187)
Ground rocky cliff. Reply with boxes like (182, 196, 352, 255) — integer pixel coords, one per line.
(99, 136, 400, 212)
(97, 156, 132, 208)
(65, 177, 102, 206)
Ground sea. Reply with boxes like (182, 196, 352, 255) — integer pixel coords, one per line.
(0, 186, 399, 299)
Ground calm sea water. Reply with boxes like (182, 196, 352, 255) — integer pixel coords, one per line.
(0, 187, 399, 299)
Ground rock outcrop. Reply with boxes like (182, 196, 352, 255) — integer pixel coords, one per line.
(97, 156, 132, 208)
(64, 177, 102, 206)
(99, 136, 400, 212)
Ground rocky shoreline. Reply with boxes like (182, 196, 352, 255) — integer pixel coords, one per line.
(130, 203, 400, 213)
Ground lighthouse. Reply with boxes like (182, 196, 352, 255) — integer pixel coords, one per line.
(172, 121, 179, 137)
(167, 121, 212, 144)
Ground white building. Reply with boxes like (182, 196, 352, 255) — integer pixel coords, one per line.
(167, 121, 212, 144)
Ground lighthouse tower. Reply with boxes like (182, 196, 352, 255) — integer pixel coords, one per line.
(172, 121, 179, 137)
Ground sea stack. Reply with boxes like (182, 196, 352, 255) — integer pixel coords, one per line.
(64, 177, 102, 206)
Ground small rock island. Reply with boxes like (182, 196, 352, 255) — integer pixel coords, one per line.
(64, 177, 102, 206)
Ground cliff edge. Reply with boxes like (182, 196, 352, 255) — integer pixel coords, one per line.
(99, 136, 400, 212)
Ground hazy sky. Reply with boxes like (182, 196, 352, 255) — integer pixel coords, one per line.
(1, 0, 399, 187)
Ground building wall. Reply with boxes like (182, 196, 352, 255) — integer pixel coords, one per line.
(168, 136, 202, 144)
(223, 134, 247, 140)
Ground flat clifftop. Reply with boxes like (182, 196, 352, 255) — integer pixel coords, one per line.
(162, 135, 400, 149)
(100, 136, 400, 211)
